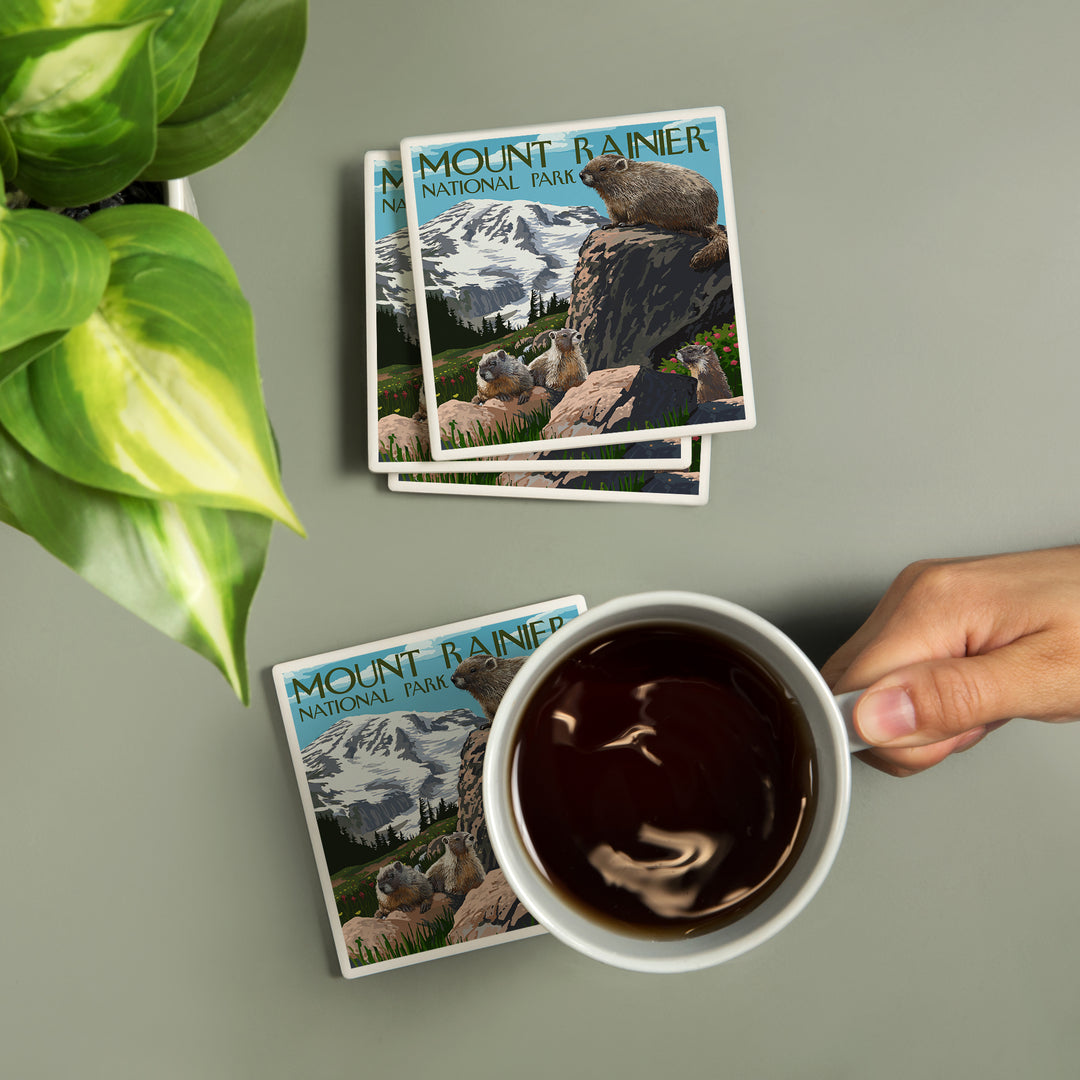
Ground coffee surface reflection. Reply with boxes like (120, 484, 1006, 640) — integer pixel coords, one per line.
(510, 624, 817, 937)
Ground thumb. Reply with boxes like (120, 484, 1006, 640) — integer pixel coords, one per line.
(854, 637, 1055, 747)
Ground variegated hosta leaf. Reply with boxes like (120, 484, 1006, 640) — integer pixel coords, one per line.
(0, 419, 269, 702)
(0, 202, 110, 352)
(0, 17, 161, 206)
(0, 204, 303, 533)
(145, 0, 306, 180)
(0, 0, 224, 124)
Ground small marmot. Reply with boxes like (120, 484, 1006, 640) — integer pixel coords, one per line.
(471, 350, 534, 405)
(675, 343, 733, 402)
(374, 860, 434, 919)
(528, 328, 588, 393)
(579, 154, 729, 271)
(451, 654, 527, 720)
(425, 831, 485, 901)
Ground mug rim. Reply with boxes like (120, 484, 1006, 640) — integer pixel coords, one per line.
(483, 590, 853, 973)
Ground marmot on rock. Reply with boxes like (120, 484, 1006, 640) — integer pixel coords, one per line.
(374, 860, 434, 919)
(471, 350, 534, 405)
(528, 328, 588, 392)
(451, 654, 527, 720)
(425, 831, 486, 901)
(579, 154, 729, 271)
(675, 343, 733, 402)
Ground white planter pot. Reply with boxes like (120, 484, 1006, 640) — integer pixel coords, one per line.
(165, 178, 198, 218)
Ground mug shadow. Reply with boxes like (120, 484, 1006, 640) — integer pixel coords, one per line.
(772, 598, 875, 672)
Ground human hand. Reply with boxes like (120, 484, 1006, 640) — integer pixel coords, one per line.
(821, 546, 1080, 776)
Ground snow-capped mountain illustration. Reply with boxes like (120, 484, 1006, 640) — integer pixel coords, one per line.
(301, 708, 486, 842)
(375, 199, 606, 330)
(372, 225, 415, 319)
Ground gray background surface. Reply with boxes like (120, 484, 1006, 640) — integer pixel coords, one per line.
(4, 2, 1079, 1077)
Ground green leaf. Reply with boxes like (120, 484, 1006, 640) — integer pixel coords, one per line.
(85, 201, 240, 288)
(0, 480, 21, 529)
(0, 116, 16, 183)
(144, 0, 306, 180)
(0, 1, 225, 124)
(0, 203, 110, 351)
(0, 419, 269, 701)
(0, 329, 68, 385)
(0, 204, 304, 532)
(0, 17, 162, 206)
(0, 2, 47, 36)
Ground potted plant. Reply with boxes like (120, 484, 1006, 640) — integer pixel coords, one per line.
(0, 0, 307, 703)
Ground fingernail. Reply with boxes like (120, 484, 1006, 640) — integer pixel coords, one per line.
(952, 726, 988, 754)
(858, 686, 918, 744)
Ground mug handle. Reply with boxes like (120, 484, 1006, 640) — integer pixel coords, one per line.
(834, 690, 872, 753)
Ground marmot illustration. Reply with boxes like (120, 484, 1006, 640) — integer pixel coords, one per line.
(451, 654, 527, 720)
(374, 860, 434, 919)
(471, 350, 534, 405)
(425, 831, 486, 900)
(675, 343, 733, 402)
(579, 154, 729, 271)
(528, 328, 588, 392)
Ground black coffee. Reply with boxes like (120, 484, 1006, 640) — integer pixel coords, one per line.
(510, 623, 817, 937)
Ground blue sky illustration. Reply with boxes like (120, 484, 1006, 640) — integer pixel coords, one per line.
(404, 113, 727, 228)
(370, 154, 406, 241)
(280, 602, 583, 749)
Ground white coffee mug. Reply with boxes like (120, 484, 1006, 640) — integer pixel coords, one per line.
(483, 591, 867, 974)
